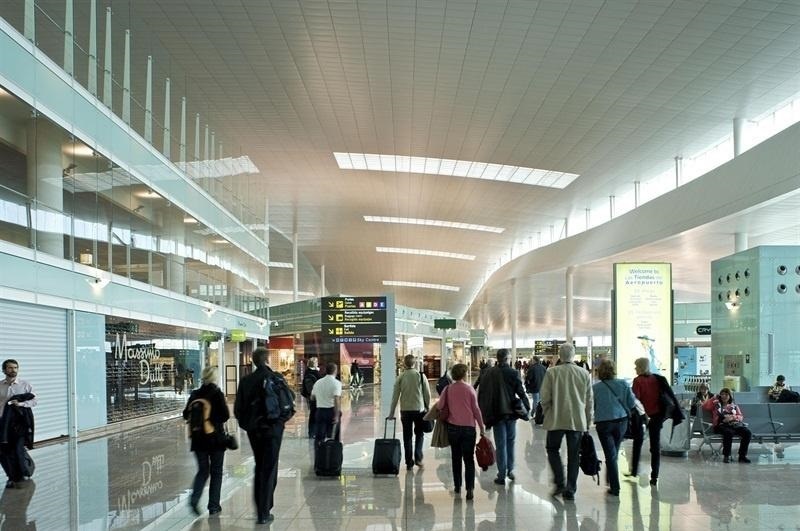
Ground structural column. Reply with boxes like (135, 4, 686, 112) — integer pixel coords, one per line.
(164, 208, 186, 294)
(27, 116, 65, 257)
(735, 232, 748, 253)
(510, 278, 517, 363)
(733, 118, 744, 157)
(379, 294, 396, 420)
(565, 266, 575, 343)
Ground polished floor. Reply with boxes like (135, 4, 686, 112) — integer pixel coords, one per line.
(3, 384, 800, 530)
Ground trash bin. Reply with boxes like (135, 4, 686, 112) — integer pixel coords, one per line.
(660, 412, 691, 457)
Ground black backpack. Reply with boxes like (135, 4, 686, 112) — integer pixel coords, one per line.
(436, 374, 452, 395)
(263, 372, 296, 423)
(187, 398, 213, 437)
(533, 402, 544, 425)
(301, 370, 318, 399)
(579, 432, 602, 484)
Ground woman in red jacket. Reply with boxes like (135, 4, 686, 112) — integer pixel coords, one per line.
(702, 388, 752, 463)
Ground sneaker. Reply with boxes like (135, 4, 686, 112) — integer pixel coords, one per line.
(649, 478, 658, 486)
(738, 456, 751, 463)
(257, 514, 274, 524)
(623, 472, 637, 478)
(493, 477, 505, 485)
(208, 508, 221, 515)
(551, 486, 565, 497)
(454, 487, 461, 494)
(723, 456, 731, 463)
(562, 492, 575, 501)
(189, 499, 200, 516)
(415, 459, 424, 468)
(406, 464, 414, 470)
(607, 489, 619, 496)
(507, 471, 515, 481)
(466, 490, 474, 500)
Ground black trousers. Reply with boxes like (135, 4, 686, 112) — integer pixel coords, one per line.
(0, 434, 26, 482)
(247, 424, 284, 520)
(447, 425, 477, 490)
(714, 423, 752, 457)
(630, 414, 664, 478)
(191, 449, 225, 511)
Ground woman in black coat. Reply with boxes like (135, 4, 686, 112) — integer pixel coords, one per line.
(183, 366, 230, 515)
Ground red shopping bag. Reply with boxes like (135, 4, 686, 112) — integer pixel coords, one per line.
(476, 435, 496, 471)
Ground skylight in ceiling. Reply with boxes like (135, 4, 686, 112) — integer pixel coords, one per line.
(334, 152, 579, 189)
(376, 247, 475, 261)
(383, 280, 460, 292)
(364, 216, 505, 234)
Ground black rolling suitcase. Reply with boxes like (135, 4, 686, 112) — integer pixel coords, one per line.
(372, 418, 401, 475)
(315, 423, 343, 477)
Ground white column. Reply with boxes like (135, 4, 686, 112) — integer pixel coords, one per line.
(292, 232, 299, 301)
(380, 294, 397, 420)
(27, 117, 65, 257)
(585, 208, 590, 231)
(162, 78, 171, 158)
(634, 181, 640, 208)
(320, 264, 326, 297)
(440, 329, 448, 377)
(24, 0, 35, 42)
(733, 117, 744, 157)
(63, 0, 74, 76)
(144, 56, 153, 143)
(194, 114, 201, 161)
(179, 97, 187, 164)
(609, 195, 615, 219)
(87, 0, 97, 96)
(511, 278, 518, 363)
(735, 232, 748, 253)
(674, 156, 683, 188)
(122, 30, 131, 124)
(565, 266, 575, 343)
(165, 209, 185, 293)
(102, 7, 112, 108)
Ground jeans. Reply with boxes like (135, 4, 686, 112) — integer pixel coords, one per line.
(308, 398, 317, 438)
(631, 414, 664, 478)
(191, 449, 225, 510)
(247, 424, 284, 520)
(715, 423, 752, 457)
(447, 425, 477, 490)
(529, 392, 541, 407)
(400, 411, 426, 465)
(314, 407, 336, 449)
(493, 418, 517, 479)
(546, 430, 581, 495)
(596, 418, 627, 494)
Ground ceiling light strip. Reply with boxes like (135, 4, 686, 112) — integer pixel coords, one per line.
(335, 152, 579, 189)
(383, 280, 460, 292)
(376, 247, 475, 261)
(364, 216, 505, 234)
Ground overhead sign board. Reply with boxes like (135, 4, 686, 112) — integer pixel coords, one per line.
(696, 325, 711, 336)
(229, 329, 247, 342)
(321, 296, 387, 343)
(434, 318, 457, 329)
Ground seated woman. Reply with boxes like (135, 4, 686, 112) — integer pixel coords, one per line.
(702, 387, 752, 463)
(690, 382, 713, 416)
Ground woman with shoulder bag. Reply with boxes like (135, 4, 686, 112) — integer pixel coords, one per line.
(437, 363, 485, 501)
(183, 366, 230, 515)
(592, 359, 636, 496)
(702, 388, 752, 463)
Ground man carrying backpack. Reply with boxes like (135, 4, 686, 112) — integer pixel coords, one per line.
(234, 347, 295, 524)
(540, 343, 593, 501)
(302, 357, 322, 438)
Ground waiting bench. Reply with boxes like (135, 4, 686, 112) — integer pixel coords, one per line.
(691, 402, 798, 457)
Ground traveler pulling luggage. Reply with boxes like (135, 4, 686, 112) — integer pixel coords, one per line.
(315, 422, 343, 477)
(373, 418, 401, 475)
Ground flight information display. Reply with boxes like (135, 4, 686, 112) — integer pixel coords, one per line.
(321, 296, 387, 343)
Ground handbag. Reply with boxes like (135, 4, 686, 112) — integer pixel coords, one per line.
(419, 373, 434, 433)
(602, 380, 645, 439)
(475, 434, 496, 471)
(218, 423, 239, 450)
(431, 419, 449, 448)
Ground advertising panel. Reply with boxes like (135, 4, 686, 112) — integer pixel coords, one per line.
(613, 263, 673, 379)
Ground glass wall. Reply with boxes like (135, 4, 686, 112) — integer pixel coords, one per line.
(0, 88, 269, 314)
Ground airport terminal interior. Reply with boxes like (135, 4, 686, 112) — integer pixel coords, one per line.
(2, 0, 800, 529)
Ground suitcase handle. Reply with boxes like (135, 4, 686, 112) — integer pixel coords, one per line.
(384, 417, 397, 439)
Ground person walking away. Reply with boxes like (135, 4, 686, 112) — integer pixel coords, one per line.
(477, 349, 530, 485)
(592, 359, 635, 497)
(234, 347, 293, 524)
(703, 388, 752, 463)
(628, 357, 678, 486)
(183, 366, 229, 515)
(350, 361, 363, 388)
(302, 357, 322, 438)
(310, 363, 342, 450)
(540, 343, 593, 501)
(525, 356, 547, 406)
(388, 355, 431, 470)
(437, 363, 485, 500)
(0, 359, 36, 489)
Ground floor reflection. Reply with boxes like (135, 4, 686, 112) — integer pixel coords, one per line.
(1, 385, 799, 530)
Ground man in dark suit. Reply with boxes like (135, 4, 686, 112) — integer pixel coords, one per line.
(234, 347, 286, 524)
